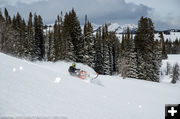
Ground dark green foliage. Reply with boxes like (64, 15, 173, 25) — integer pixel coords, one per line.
(164, 38, 180, 54)
(94, 25, 120, 75)
(83, 15, 95, 68)
(159, 32, 167, 59)
(103, 24, 110, 75)
(94, 28, 104, 74)
(171, 63, 180, 84)
(172, 39, 180, 54)
(119, 28, 138, 78)
(53, 14, 63, 61)
(69, 9, 83, 62)
(4, 8, 11, 24)
(0, 9, 5, 22)
(34, 13, 44, 60)
(134, 17, 161, 82)
(27, 12, 35, 59)
(62, 12, 76, 61)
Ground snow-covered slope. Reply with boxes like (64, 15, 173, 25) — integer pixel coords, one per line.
(155, 32, 180, 42)
(116, 32, 180, 43)
(0, 53, 180, 119)
(161, 54, 180, 83)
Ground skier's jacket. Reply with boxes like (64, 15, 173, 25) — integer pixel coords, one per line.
(68, 66, 80, 74)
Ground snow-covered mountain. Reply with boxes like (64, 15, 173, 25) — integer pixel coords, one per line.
(107, 22, 138, 34)
(91, 22, 138, 34)
(0, 52, 180, 119)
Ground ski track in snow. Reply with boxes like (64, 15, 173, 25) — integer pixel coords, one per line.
(0, 53, 180, 119)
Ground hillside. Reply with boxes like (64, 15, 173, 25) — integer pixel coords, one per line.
(0, 53, 180, 119)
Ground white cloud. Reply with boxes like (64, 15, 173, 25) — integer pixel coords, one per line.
(0, 0, 47, 6)
(125, 0, 180, 29)
(1, 0, 179, 30)
(3, 0, 151, 25)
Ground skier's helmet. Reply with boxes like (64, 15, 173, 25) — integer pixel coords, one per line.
(72, 63, 76, 67)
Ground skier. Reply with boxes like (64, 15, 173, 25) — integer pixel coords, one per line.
(68, 63, 80, 76)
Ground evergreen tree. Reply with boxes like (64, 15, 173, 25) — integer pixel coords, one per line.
(159, 32, 167, 59)
(94, 28, 104, 74)
(62, 13, 75, 61)
(53, 14, 63, 61)
(103, 24, 110, 75)
(48, 30, 56, 61)
(119, 28, 138, 78)
(126, 34, 138, 78)
(4, 8, 11, 23)
(0, 9, 20, 56)
(172, 39, 180, 54)
(27, 12, 35, 60)
(171, 63, 180, 84)
(109, 32, 120, 74)
(108, 32, 115, 75)
(69, 9, 83, 62)
(20, 19, 27, 57)
(83, 15, 95, 68)
(0, 9, 5, 22)
(165, 39, 172, 54)
(135, 17, 161, 82)
(34, 13, 44, 60)
(166, 62, 171, 75)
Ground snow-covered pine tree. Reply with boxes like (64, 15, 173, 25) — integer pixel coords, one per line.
(151, 40, 162, 82)
(19, 19, 27, 57)
(119, 33, 125, 76)
(94, 28, 104, 74)
(0, 9, 20, 57)
(135, 17, 161, 82)
(166, 62, 171, 75)
(83, 15, 95, 68)
(53, 14, 63, 61)
(103, 24, 110, 75)
(33, 14, 44, 60)
(165, 39, 172, 54)
(119, 28, 131, 78)
(171, 63, 180, 84)
(68, 9, 83, 62)
(159, 32, 167, 59)
(108, 32, 115, 75)
(10, 12, 22, 57)
(53, 20, 59, 61)
(62, 12, 76, 61)
(13, 13, 28, 58)
(172, 39, 180, 54)
(27, 12, 35, 60)
(83, 14, 89, 64)
(43, 25, 49, 61)
(108, 32, 120, 74)
(126, 34, 138, 78)
(48, 30, 56, 61)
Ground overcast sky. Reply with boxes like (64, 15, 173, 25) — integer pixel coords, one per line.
(0, 0, 179, 30)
